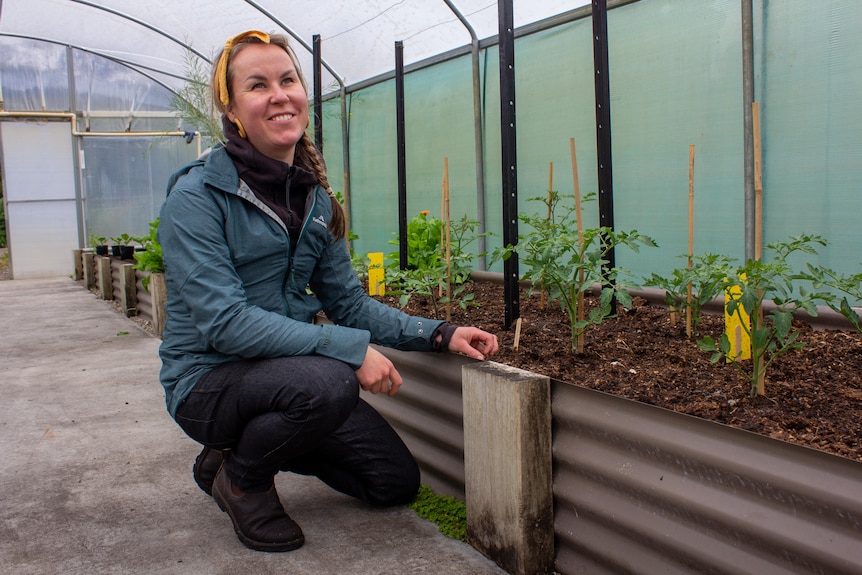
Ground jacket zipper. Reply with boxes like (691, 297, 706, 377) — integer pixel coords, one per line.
(283, 187, 318, 316)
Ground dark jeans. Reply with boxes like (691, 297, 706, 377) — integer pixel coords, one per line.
(175, 356, 419, 506)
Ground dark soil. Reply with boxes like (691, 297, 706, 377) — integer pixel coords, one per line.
(376, 281, 862, 463)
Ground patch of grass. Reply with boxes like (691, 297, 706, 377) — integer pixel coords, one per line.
(409, 484, 467, 542)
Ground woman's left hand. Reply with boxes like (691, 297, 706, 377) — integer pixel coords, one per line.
(447, 327, 499, 361)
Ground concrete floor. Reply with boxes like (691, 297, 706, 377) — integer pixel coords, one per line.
(0, 277, 508, 575)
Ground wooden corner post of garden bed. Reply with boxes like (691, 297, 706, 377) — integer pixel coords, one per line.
(96, 256, 112, 300)
(72, 249, 84, 281)
(149, 272, 167, 338)
(462, 362, 554, 575)
(119, 263, 137, 317)
(82, 251, 96, 289)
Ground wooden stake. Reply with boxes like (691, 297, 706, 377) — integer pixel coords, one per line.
(513, 317, 523, 351)
(753, 102, 765, 395)
(687, 144, 695, 338)
(753, 102, 763, 262)
(442, 158, 452, 322)
(570, 138, 585, 354)
(540, 162, 554, 309)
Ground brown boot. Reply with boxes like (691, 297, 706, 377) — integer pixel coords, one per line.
(192, 446, 226, 496)
(211, 465, 305, 552)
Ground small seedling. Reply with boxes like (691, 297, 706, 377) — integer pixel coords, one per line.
(494, 192, 656, 354)
(645, 253, 736, 337)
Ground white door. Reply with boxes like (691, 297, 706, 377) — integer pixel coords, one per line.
(1, 121, 80, 279)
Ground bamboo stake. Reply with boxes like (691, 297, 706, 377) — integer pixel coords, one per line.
(513, 317, 523, 351)
(753, 102, 763, 262)
(752, 102, 765, 395)
(442, 158, 452, 322)
(687, 144, 695, 338)
(439, 172, 445, 300)
(540, 162, 554, 309)
(570, 138, 585, 354)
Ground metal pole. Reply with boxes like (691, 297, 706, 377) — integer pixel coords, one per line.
(498, 0, 519, 329)
(592, 0, 615, 271)
(442, 0, 487, 270)
(313, 34, 323, 152)
(67, 45, 86, 249)
(340, 85, 351, 221)
(742, 0, 755, 262)
(395, 41, 408, 270)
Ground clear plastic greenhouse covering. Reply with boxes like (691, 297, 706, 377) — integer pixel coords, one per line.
(0, 0, 589, 102)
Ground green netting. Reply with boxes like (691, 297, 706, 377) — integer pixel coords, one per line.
(323, 56, 480, 264)
(326, 0, 862, 291)
(758, 0, 862, 272)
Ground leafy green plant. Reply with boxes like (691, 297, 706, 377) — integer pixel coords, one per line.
(385, 211, 483, 318)
(697, 234, 833, 397)
(89, 233, 107, 248)
(409, 484, 467, 542)
(447, 215, 486, 285)
(170, 48, 224, 147)
(132, 218, 164, 291)
(330, 190, 368, 281)
(111, 233, 134, 247)
(802, 264, 862, 333)
(644, 253, 736, 337)
(494, 192, 656, 354)
(347, 228, 369, 280)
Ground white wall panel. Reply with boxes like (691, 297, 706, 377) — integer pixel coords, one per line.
(1, 121, 79, 279)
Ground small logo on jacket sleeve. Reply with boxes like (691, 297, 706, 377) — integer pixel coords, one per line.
(313, 215, 327, 228)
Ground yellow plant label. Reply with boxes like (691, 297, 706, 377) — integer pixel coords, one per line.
(367, 252, 385, 296)
(724, 276, 751, 361)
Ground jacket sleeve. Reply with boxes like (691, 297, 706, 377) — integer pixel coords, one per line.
(308, 232, 445, 351)
(159, 185, 370, 368)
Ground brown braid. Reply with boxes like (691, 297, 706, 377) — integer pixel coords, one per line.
(297, 133, 347, 240)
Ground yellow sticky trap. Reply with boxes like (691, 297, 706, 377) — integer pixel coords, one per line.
(367, 252, 385, 296)
(724, 276, 751, 361)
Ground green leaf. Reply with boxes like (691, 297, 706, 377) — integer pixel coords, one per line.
(770, 310, 793, 338)
(696, 337, 717, 352)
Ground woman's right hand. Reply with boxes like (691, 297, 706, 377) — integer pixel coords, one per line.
(355, 346, 403, 396)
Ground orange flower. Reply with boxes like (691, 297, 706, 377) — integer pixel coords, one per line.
(420, 210, 430, 216)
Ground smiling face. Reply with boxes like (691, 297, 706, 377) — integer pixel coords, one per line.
(225, 43, 309, 164)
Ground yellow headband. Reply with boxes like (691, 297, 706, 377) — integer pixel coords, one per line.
(215, 30, 271, 109)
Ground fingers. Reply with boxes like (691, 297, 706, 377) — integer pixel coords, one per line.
(387, 369, 403, 396)
(450, 327, 499, 359)
(356, 346, 403, 396)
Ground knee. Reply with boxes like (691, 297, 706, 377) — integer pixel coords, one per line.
(319, 361, 360, 415)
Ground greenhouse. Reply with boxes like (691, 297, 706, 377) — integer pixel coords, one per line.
(1, 1, 861, 574)
(1, 0, 859, 286)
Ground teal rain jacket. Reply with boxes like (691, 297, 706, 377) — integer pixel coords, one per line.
(157, 146, 443, 417)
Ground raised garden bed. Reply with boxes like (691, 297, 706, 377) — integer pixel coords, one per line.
(374, 280, 861, 462)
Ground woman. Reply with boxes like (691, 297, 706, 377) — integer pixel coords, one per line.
(157, 30, 498, 553)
